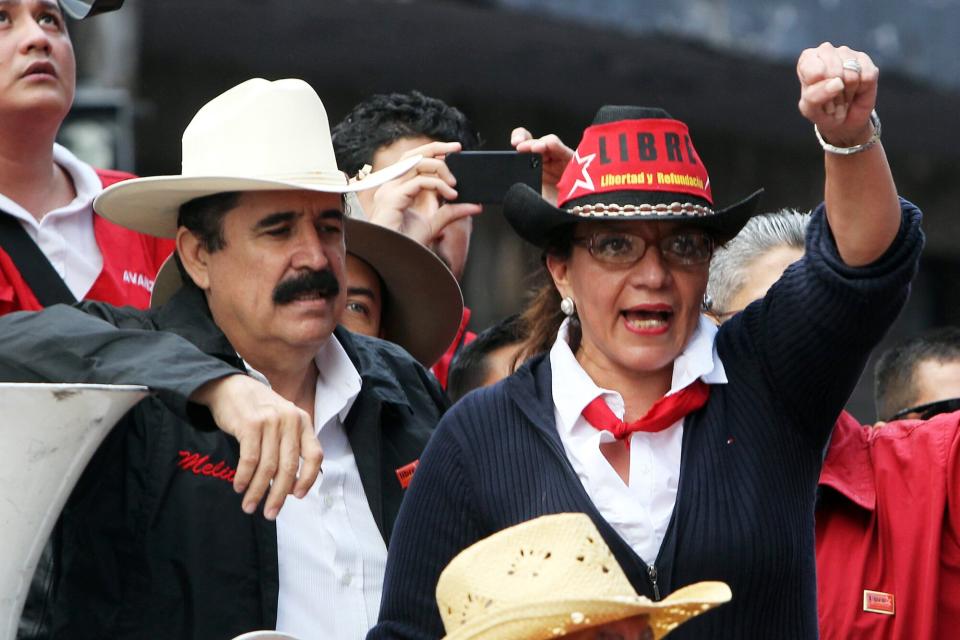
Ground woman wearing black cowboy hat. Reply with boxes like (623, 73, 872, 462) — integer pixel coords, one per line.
(370, 43, 923, 640)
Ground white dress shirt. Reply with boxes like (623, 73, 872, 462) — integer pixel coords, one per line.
(246, 336, 387, 640)
(550, 315, 727, 566)
(0, 144, 103, 300)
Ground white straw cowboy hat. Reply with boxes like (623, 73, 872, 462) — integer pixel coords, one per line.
(148, 217, 464, 367)
(94, 77, 419, 236)
(437, 514, 731, 640)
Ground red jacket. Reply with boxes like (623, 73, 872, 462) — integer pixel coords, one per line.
(816, 410, 960, 639)
(431, 306, 476, 389)
(0, 169, 174, 314)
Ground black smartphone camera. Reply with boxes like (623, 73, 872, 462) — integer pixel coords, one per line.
(445, 151, 542, 205)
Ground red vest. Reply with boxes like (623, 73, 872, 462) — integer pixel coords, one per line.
(0, 168, 174, 315)
(430, 306, 477, 389)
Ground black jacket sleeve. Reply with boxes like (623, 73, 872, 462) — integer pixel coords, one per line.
(0, 303, 241, 418)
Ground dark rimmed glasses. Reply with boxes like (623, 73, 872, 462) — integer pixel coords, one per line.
(888, 397, 960, 421)
(572, 230, 715, 267)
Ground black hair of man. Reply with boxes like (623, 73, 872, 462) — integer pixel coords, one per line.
(173, 191, 241, 285)
(874, 326, 960, 421)
(331, 91, 481, 176)
(448, 314, 525, 404)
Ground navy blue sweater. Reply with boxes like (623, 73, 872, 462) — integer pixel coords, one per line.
(370, 202, 923, 640)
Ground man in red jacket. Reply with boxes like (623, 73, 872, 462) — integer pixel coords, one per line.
(0, 0, 172, 315)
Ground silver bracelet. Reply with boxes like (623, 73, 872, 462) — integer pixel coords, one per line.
(815, 110, 881, 155)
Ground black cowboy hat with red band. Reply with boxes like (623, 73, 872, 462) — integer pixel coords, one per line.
(503, 106, 763, 248)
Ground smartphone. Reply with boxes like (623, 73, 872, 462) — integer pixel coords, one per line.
(445, 151, 542, 205)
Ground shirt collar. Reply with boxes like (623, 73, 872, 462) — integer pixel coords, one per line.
(672, 314, 727, 390)
(52, 143, 102, 204)
(314, 334, 362, 425)
(818, 411, 876, 511)
(0, 144, 102, 227)
(243, 335, 362, 433)
(550, 320, 610, 437)
(549, 314, 726, 436)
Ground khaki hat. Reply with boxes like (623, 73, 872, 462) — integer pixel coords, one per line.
(436, 514, 731, 640)
(345, 222, 462, 367)
(148, 217, 464, 368)
(94, 78, 418, 237)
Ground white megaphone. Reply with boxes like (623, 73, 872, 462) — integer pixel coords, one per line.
(0, 383, 148, 640)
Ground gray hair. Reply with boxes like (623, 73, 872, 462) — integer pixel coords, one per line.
(706, 209, 811, 314)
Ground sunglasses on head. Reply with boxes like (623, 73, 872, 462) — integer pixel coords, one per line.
(889, 397, 960, 421)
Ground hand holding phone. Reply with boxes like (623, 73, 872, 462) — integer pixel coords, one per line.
(364, 142, 483, 248)
(511, 127, 575, 206)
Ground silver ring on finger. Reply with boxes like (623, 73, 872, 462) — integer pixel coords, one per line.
(842, 59, 862, 75)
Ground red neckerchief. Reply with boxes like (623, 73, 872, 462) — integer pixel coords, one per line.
(582, 380, 711, 442)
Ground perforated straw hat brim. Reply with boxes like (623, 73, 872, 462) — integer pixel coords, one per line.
(437, 514, 731, 640)
(442, 583, 732, 640)
(149, 217, 463, 368)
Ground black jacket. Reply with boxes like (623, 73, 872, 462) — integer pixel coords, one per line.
(0, 285, 446, 640)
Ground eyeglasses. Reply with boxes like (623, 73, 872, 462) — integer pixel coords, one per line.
(888, 397, 960, 421)
(572, 230, 715, 267)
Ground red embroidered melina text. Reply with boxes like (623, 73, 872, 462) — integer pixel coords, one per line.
(177, 450, 237, 484)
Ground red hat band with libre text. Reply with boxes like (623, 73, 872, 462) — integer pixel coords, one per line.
(556, 119, 713, 211)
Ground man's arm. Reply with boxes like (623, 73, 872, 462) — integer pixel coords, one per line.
(0, 304, 321, 519)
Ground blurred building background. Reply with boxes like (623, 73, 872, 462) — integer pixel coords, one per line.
(66, 0, 960, 420)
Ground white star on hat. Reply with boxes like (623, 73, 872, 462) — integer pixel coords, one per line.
(566, 150, 596, 200)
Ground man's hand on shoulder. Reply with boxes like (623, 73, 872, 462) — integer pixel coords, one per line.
(190, 374, 323, 520)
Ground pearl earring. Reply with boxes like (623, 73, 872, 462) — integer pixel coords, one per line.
(560, 296, 576, 317)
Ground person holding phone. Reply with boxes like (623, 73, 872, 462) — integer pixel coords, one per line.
(332, 92, 573, 387)
(369, 43, 923, 640)
(332, 91, 481, 386)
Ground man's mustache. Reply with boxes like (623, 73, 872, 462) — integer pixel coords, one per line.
(272, 269, 340, 305)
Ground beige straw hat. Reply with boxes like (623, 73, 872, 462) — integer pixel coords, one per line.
(436, 514, 731, 640)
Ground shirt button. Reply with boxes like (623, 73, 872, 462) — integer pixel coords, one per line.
(341, 572, 352, 587)
(323, 494, 334, 509)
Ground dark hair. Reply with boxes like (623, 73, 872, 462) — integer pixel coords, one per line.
(514, 228, 579, 367)
(448, 314, 527, 403)
(332, 91, 480, 176)
(176, 191, 241, 252)
(174, 191, 241, 284)
(874, 326, 960, 420)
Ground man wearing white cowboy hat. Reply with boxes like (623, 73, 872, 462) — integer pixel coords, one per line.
(0, 78, 449, 640)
